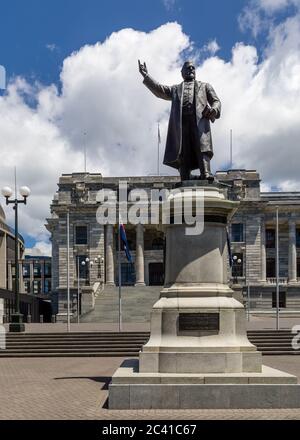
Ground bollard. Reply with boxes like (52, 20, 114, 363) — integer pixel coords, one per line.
(39, 315, 44, 323)
(27, 315, 32, 323)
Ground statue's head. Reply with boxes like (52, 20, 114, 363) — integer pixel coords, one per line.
(181, 61, 196, 81)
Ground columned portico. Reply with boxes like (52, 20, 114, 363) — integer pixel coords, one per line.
(135, 223, 145, 286)
(105, 224, 115, 285)
(260, 216, 266, 282)
(288, 218, 297, 283)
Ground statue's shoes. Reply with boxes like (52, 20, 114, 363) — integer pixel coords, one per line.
(201, 173, 214, 182)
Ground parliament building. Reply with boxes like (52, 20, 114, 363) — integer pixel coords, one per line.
(46, 169, 300, 319)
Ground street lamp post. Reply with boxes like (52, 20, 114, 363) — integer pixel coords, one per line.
(232, 255, 242, 284)
(76, 255, 80, 324)
(81, 257, 93, 286)
(79, 255, 103, 321)
(94, 255, 104, 280)
(1, 185, 31, 332)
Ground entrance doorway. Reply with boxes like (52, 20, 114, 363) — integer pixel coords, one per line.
(149, 262, 164, 286)
(117, 263, 135, 286)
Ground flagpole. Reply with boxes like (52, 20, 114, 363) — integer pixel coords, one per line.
(83, 131, 87, 173)
(157, 122, 160, 176)
(230, 129, 233, 169)
(276, 206, 280, 330)
(67, 211, 70, 333)
(118, 215, 122, 332)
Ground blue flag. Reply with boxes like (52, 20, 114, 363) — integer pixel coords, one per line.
(119, 223, 132, 263)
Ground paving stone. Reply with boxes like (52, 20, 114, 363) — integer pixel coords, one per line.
(0, 356, 300, 419)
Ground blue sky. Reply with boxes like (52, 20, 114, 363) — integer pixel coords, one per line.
(1, 0, 300, 253)
(1, 0, 255, 87)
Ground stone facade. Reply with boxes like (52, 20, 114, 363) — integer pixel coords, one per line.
(46, 170, 300, 319)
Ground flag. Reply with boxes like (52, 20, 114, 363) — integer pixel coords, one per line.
(119, 223, 132, 263)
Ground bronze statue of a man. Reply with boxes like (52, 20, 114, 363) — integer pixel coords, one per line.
(138, 60, 221, 181)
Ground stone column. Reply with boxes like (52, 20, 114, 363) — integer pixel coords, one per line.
(19, 262, 25, 293)
(288, 218, 297, 283)
(7, 261, 12, 291)
(30, 261, 34, 293)
(260, 216, 266, 282)
(0, 233, 6, 289)
(105, 224, 115, 285)
(135, 223, 145, 286)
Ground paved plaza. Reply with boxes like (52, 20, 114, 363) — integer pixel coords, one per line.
(0, 355, 299, 420)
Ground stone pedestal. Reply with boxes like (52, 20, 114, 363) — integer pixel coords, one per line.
(109, 183, 300, 409)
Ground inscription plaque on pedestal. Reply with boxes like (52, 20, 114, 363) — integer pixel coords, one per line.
(179, 313, 219, 331)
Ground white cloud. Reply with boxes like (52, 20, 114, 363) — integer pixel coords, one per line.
(162, 0, 177, 11)
(46, 43, 58, 52)
(239, 0, 300, 36)
(25, 241, 51, 257)
(0, 23, 190, 252)
(260, 0, 300, 12)
(203, 39, 220, 56)
(1, 16, 300, 255)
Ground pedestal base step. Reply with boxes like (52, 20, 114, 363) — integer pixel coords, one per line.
(109, 359, 300, 409)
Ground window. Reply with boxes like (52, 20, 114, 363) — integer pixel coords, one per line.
(44, 261, 51, 276)
(272, 291, 286, 308)
(266, 229, 275, 248)
(75, 226, 88, 245)
(23, 263, 30, 277)
(33, 280, 42, 294)
(33, 263, 41, 277)
(266, 258, 276, 277)
(44, 279, 51, 293)
(24, 280, 31, 293)
(296, 229, 300, 248)
(231, 224, 244, 242)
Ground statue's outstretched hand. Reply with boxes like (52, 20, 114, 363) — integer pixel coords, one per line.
(138, 60, 148, 78)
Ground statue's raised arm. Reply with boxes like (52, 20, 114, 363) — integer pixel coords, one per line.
(138, 60, 172, 101)
(138, 60, 148, 78)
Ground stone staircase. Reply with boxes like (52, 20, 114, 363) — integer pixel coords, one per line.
(0, 330, 299, 357)
(247, 330, 300, 356)
(80, 285, 162, 323)
(0, 332, 149, 357)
